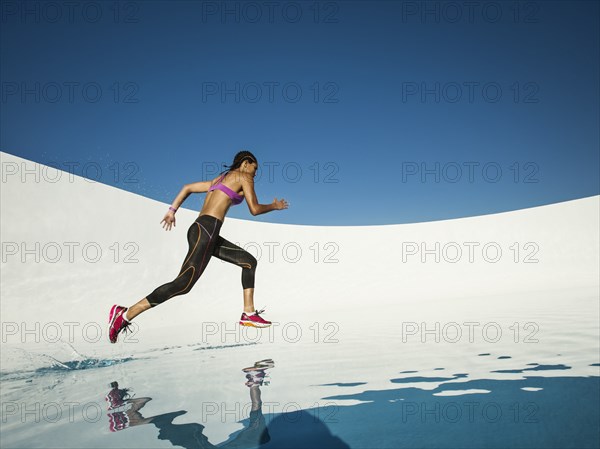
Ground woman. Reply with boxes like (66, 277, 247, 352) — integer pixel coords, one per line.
(108, 151, 288, 343)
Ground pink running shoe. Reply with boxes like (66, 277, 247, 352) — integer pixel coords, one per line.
(240, 308, 271, 328)
(107, 411, 130, 432)
(108, 305, 131, 343)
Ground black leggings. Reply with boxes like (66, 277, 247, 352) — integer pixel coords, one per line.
(146, 215, 257, 307)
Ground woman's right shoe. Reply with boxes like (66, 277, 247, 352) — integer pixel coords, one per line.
(108, 305, 131, 343)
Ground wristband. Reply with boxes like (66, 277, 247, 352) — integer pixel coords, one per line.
(169, 206, 177, 213)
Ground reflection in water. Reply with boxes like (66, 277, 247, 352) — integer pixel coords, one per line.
(105, 361, 273, 448)
(220, 359, 274, 448)
(105, 359, 349, 448)
(105, 380, 186, 433)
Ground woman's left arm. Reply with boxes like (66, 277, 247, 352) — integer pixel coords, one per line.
(170, 180, 214, 208)
(160, 181, 213, 231)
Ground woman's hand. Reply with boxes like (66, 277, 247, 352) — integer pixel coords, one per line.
(273, 198, 289, 210)
(160, 211, 176, 231)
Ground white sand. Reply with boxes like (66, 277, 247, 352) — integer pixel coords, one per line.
(1, 152, 599, 448)
(1, 151, 598, 377)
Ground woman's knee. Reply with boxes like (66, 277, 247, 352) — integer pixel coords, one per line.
(247, 254, 258, 270)
(147, 267, 198, 305)
(238, 251, 257, 272)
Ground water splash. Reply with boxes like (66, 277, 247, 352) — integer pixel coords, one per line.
(0, 346, 134, 381)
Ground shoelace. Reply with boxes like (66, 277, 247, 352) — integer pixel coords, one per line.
(120, 320, 132, 336)
(115, 311, 132, 338)
(254, 307, 266, 316)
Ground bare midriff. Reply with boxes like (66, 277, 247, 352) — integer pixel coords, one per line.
(199, 190, 231, 222)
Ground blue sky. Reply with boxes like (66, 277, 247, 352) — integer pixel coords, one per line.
(1, 0, 598, 225)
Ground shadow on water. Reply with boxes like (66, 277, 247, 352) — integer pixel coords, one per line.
(104, 359, 350, 449)
(390, 373, 469, 383)
(491, 363, 571, 374)
(321, 364, 600, 449)
(317, 382, 367, 387)
(102, 359, 599, 448)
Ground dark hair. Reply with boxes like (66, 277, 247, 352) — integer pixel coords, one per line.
(222, 150, 258, 173)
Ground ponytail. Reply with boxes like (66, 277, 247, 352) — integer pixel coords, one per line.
(222, 150, 258, 173)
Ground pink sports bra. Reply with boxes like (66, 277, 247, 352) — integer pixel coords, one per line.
(208, 173, 244, 205)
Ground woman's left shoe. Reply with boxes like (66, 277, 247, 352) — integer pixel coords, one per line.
(239, 309, 272, 328)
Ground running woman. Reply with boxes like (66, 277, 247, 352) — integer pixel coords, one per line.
(108, 151, 288, 343)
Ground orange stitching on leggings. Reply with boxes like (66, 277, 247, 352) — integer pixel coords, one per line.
(182, 222, 202, 268)
(166, 265, 196, 300)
